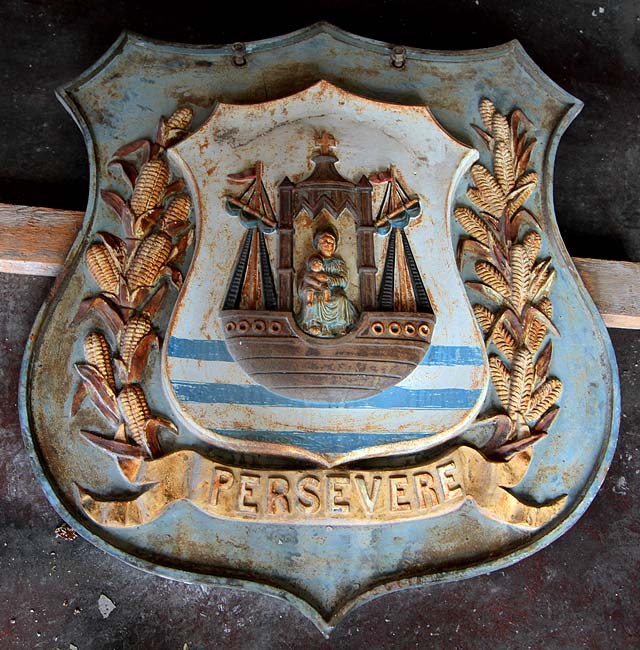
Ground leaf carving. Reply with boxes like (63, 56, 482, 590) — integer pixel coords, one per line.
(532, 406, 560, 434)
(470, 164, 507, 214)
(475, 261, 510, 299)
(516, 139, 536, 178)
(494, 140, 515, 193)
(454, 206, 490, 245)
(457, 239, 493, 268)
(80, 430, 148, 459)
(491, 323, 516, 361)
(473, 304, 495, 333)
(509, 244, 530, 314)
(537, 297, 553, 320)
(506, 181, 536, 218)
(113, 138, 151, 159)
(522, 230, 542, 265)
(491, 112, 511, 145)
(126, 332, 158, 383)
(479, 98, 496, 131)
(530, 263, 556, 301)
(508, 348, 534, 416)
(74, 363, 120, 426)
(526, 317, 548, 353)
(466, 281, 507, 306)
(70, 383, 87, 417)
(489, 355, 510, 409)
(527, 378, 562, 421)
(534, 341, 553, 386)
(100, 190, 127, 220)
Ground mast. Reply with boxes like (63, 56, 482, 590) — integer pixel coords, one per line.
(223, 161, 278, 310)
(375, 166, 431, 312)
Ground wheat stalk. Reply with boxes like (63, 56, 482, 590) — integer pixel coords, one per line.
(455, 99, 563, 459)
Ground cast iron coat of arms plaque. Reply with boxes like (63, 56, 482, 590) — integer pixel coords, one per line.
(19, 24, 620, 633)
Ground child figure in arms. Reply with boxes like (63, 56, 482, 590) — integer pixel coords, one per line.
(301, 255, 331, 307)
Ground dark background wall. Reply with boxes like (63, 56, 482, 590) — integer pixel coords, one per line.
(2, 0, 640, 262)
(0, 2, 638, 649)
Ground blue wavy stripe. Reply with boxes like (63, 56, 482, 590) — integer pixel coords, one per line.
(167, 337, 484, 366)
(214, 429, 430, 453)
(168, 337, 234, 362)
(171, 380, 481, 410)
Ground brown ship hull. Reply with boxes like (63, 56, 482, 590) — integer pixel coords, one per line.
(220, 310, 435, 402)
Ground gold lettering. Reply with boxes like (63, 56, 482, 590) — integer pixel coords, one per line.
(238, 474, 260, 513)
(389, 475, 412, 511)
(296, 476, 321, 514)
(327, 476, 350, 513)
(354, 474, 382, 514)
(413, 471, 440, 509)
(437, 461, 463, 500)
(267, 476, 291, 515)
(208, 466, 234, 506)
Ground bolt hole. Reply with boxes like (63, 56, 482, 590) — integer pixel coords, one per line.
(391, 46, 406, 69)
(232, 42, 247, 67)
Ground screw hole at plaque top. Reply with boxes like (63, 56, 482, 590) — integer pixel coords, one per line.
(253, 320, 266, 332)
(231, 42, 247, 67)
(390, 45, 407, 69)
(226, 321, 236, 332)
(270, 321, 282, 333)
(371, 322, 384, 335)
(238, 320, 250, 332)
(389, 322, 401, 335)
(418, 323, 430, 337)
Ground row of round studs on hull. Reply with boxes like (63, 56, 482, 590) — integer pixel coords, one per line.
(369, 321, 431, 338)
(222, 315, 432, 340)
(225, 319, 284, 335)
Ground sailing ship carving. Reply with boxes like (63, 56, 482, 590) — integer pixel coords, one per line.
(220, 133, 435, 403)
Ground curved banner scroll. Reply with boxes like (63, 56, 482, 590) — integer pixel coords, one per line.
(78, 445, 566, 530)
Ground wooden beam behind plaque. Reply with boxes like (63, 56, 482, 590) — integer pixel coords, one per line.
(0, 201, 638, 330)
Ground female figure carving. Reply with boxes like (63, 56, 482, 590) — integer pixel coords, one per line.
(297, 227, 358, 337)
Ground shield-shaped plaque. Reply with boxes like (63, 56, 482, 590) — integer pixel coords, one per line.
(20, 25, 620, 633)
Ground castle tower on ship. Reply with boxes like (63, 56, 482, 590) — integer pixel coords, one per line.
(220, 132, 435, 403)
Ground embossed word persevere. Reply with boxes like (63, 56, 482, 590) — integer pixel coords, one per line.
(79, 446, 565, 529)
(198, 459, 463, 518)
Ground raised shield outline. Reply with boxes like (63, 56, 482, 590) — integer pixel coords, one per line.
(19, 24, 619, 634)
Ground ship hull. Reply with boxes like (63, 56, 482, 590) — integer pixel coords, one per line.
(220, 310, 435, 402)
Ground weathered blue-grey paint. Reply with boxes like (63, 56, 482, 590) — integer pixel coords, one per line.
(18, 24, 619, 635)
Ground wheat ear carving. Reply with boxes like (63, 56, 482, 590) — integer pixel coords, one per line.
(71, 107, 194, 460)
(456, 99, 562, 461)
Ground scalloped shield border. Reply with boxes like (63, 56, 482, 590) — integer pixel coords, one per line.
(19, 24, 619, 635)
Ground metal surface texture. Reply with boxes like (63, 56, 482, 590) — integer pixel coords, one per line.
(18, 24, 619, 634)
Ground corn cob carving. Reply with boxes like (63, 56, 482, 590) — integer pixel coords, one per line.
(74, 106, 193, 460)
(130, 159, 170, 218)
(86, 243, 120, 295)
(157, 106, 194, 147)
(84, 332, 116, 391)
(119, 314, 153, 367)
(126, 232, 173, 291)
(455, 99, 562, 460)
(159, 194, 191, 234)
